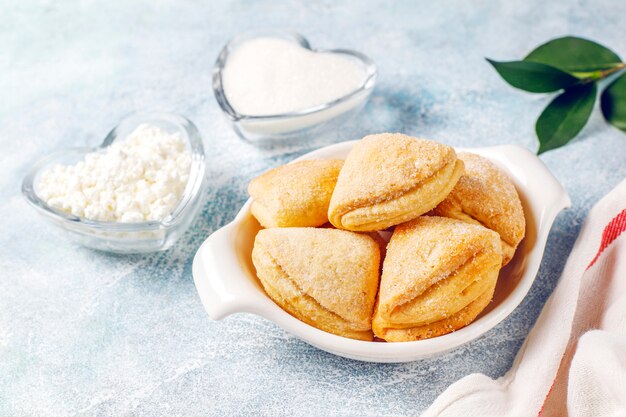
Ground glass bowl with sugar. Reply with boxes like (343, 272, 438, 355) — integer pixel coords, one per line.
(213, 31, 377, 143)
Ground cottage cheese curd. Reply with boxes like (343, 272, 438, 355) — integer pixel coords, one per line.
(37, 124, 192, 222)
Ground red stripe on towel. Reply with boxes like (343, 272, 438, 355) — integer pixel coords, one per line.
(587, 209, 626, 270)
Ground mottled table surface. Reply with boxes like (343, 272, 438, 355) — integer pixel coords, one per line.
(2, 1, 625, 416)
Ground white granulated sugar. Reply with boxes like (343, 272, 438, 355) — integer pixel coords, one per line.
(222, 37, 366, 116)
(37, 124, 192, 222)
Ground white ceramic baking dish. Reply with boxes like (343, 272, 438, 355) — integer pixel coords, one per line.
(192, 141, 570, 362)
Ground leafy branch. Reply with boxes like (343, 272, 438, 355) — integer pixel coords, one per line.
(487, 36, 626, 154)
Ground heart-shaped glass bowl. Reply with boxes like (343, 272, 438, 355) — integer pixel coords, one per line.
(22, 113, 206, 253)
(213, 31, 377, 143)
(192, 141, 571, 362)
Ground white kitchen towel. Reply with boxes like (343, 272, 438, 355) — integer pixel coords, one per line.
(422, 178, 626, 417)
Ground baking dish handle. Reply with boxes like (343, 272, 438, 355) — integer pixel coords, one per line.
(192, 218, 267, 320)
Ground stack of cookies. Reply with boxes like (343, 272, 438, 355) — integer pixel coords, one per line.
(249, 133, 525, 342)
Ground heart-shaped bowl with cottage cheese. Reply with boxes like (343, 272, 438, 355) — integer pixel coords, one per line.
(213, 31, 377, 143)
(192, 140, 571, 362)
(22, 112, 206, 253)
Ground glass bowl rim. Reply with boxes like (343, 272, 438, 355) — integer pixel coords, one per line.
(21, 112, 206, 232)
(212, 30, 378, 122)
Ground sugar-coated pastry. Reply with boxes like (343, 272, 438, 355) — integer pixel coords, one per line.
(248, 159, 343, 228)
(372, 216, 502, 342)
(432, 152, 525, 265)
(319, 223, 389, 263)
(328, 133, 464, 231)
(252, 228, 380, 341)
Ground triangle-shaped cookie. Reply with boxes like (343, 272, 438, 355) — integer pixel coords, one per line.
(248, 159, 344, 228)
(433, 152, 525, 266)
(252, 227, 381, 340)
(328, 133, 464, 231)
(373, 216, 502, 341)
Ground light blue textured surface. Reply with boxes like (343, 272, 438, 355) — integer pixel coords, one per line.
(1, 1, 625, 416)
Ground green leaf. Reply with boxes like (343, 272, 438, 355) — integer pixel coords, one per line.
(525, 36, 622, 72)
(601, 72, 626, 133)
(536, 82, 597, 154)
(486, 59, 579, 93)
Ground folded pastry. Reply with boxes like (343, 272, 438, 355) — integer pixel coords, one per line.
(252, 228, 380, 340)
(328, 133, 464, 231)
(432, 152, 525, 265)
(248, 159, 343, 228)
(372, 216, 502, 342)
